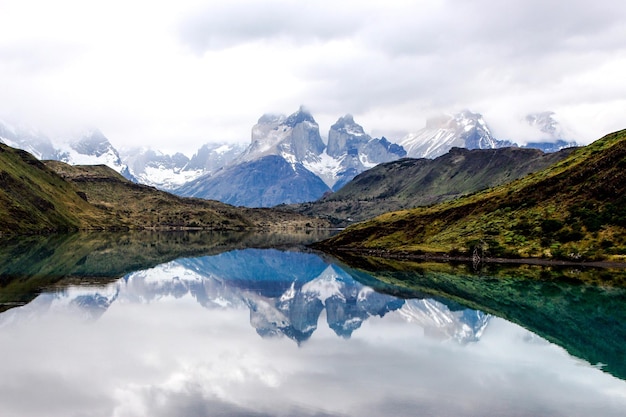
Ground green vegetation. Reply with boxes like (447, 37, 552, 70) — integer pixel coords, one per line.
(0, 144, 115, 233)
(290, 146, 573, 225)
(316, 129, 626, 262)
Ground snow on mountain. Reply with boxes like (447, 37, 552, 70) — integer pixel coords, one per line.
(120, 147, 198, 190)
(0, 122, 136, 180)
(0, 119, 61, 160)
(400, 110, 515, 159)
(176, 108, 333, 206)
(301, 265, 346, 303)
(522, 112, 578, 152)
(66, 130, 134, 180)
(397, 299, 490, 343)
(56, 129, 135, 179)
(303, 114, 406, 190)
(119, 142, 246, 190)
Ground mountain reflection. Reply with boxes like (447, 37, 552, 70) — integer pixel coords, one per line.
(0, 248, 491, 344)
(1, 244, 625, 417)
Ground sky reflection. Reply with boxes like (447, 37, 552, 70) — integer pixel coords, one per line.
(0, 249, 624, 417)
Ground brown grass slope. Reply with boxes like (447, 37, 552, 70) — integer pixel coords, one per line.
(44, 160, 328, 231)
(316, 129, 626, 262)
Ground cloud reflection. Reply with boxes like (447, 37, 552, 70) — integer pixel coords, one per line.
(0, 249, 624, 417)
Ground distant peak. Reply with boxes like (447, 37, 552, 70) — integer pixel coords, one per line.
(257, 113, 286, 125)
(284, 106, 316, 127)
(336, 114, 355, 125)
(330, 114, 365, 136)
(525, 111, 560, 137)
(456, 109, 482, 120)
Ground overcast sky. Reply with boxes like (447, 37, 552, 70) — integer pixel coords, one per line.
(1, 0, 625, 155)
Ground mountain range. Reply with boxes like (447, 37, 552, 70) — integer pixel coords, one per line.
(316, 129, 626, 262)
(290, 146, 576, 225)
(1, 110, 577, 208)
(175, 108, 407, 206)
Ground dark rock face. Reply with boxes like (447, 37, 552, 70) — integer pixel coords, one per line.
(176, 155, 331, 207)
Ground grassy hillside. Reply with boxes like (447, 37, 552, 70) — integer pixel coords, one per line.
(44, 161, 329, 231)
(0, 144, 114, 233)
(316, 129, 626, 262)
(0, 142, 329, 235)
(290, 146, 573, 225)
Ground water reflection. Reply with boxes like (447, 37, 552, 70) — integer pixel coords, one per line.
(0, 249, 489, 345)
(0, 230, 337, 311)
(0, 246, 625, 417)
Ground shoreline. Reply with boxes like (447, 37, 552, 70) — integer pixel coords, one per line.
(318, 246, 626, 269)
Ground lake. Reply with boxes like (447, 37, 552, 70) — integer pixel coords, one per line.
(0, 232, 625, 417)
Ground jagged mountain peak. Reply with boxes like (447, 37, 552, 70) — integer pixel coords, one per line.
(242, 107, 325, 165)
(70, 129, 116, 158)
(400, 109, 513, 159)
(284, 105, 316, 128)
(257, 113, 286, 125)
(330, 114, 366, 136)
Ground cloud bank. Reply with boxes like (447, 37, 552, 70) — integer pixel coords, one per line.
(0, 0, 625, 153)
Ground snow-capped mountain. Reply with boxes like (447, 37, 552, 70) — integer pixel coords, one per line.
(176, 108, 334, 206)
(57, 129, 135, 180)
(0, 121, 135, 180)
(305, 114, 406, 191)
(120, 147, 195, 189)
(399, 110, 515, 159)
(2, 108, 580, 209)
(0, 249, 491, 345)
(175, 108, 408, 206)
(120, 142, 246, 190)
(522, 112, 578, 152)
(238, 107, 326, 165)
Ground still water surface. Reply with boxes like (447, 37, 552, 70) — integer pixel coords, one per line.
(0, 232, 624, 416)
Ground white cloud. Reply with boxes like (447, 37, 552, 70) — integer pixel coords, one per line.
(0, 0, 625, 153)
